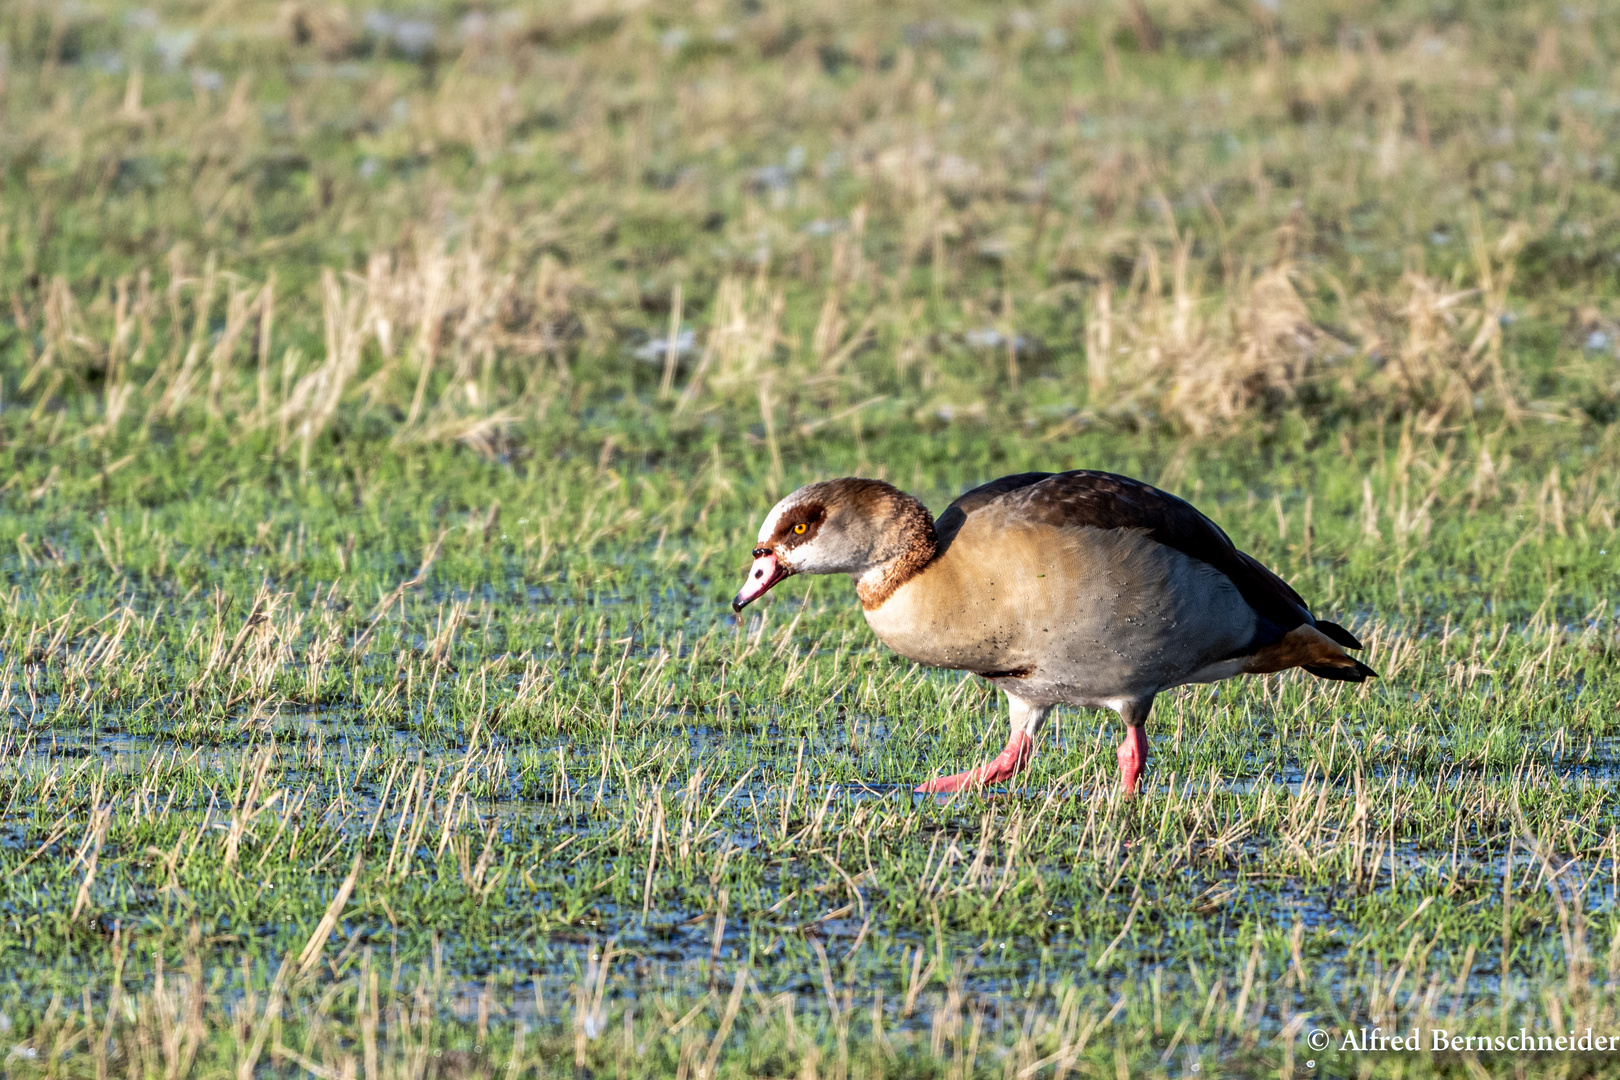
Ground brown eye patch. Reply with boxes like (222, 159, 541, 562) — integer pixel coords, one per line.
(774, 504, 824, 547)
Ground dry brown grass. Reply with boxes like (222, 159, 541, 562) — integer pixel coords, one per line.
(2, 0, 1616, 448)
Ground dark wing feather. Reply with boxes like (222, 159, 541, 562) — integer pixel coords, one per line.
(937, 470, 1316, 635)
(1313, 619, 1364, 650)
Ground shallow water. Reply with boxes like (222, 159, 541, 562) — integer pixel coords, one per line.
(2, 547, 1616, 1068)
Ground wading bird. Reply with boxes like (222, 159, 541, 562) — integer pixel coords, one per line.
(731, 472, 1374, 794)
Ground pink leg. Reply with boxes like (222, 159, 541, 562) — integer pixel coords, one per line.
(1117, 724, 1148, 795)
(916, 730, 1034, 794)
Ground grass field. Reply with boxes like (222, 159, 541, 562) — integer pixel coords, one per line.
(5, 0, 1620, 1076)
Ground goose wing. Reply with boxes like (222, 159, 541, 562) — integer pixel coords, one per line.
(934, 470, 1336, 644)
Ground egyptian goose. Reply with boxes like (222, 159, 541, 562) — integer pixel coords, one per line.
(731, 471, 1374, 794)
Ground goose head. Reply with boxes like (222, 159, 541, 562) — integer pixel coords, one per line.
(731, 478, 936, 611)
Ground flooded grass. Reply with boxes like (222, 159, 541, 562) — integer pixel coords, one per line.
(0, 429, 1618, 1078)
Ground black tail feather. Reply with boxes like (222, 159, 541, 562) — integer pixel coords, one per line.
(1315, 619, 1364, 650)
(1304, 659, 1378, 683)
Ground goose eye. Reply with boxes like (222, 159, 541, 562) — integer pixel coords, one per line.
(793, 523, 807, 534)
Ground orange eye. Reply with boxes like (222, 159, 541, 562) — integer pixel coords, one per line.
(793, 523, 807, 534)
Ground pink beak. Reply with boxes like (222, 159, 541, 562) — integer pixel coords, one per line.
(732, 549, 788, 611)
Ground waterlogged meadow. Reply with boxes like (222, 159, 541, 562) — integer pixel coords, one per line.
(4, 427, 1619, 1079)
(5, 0, 1620, 1076)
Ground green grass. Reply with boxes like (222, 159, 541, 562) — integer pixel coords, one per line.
(4, 0, 1620, 1076)
(3, 428, 1619, 1078)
